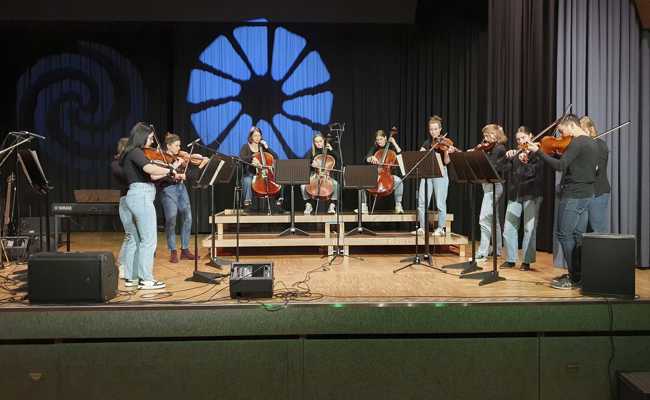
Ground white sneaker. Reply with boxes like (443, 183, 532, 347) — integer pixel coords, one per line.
(433, 227, 446, 236)
(354, 203, 369, 214)
(394, 202, 404, 214)
(327, 203, 336, 214)
(411, 228, 425, 236)
(124, 279, 139, 287)
(304, 203, 313, 215)
(474, 255, 488, 264)
(138, 280, 166, 290)
(118, 264, 125, 279)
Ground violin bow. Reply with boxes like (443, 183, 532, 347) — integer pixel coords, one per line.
(531, 103, 573, 142)
(595, 121, 631, 139)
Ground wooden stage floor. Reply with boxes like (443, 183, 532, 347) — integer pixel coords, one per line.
(1, 232, 648, 307)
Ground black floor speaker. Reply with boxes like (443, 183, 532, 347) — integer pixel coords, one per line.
(229, 261, 274, 299)
(618, 371, 650, 400)
(28, 252, 117, 303)
(581, 233, 636, 298)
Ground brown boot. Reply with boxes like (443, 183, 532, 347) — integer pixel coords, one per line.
(169, 250, 179, 263)
(180, 248, 197, 260)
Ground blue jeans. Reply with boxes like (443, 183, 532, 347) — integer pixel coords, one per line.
(160, 183, 192, 251)
(503, 197, 542, 264)
(242, 174, 253, 203)
(301, 177, 339, 201)
(556, 197, 591, 283)
(477, 183, 503, 257)
(117, 196, 135, 277)
(588, 193, 610, 233)
(123, 183, 157, 282)
(417, 170, 449, 230)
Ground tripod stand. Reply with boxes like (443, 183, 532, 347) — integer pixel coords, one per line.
(394, 148, 445, 273)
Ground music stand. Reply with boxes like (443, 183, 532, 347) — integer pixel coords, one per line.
(443, 152, 480, 273)
(344, 165, 378, 236)
(192, 155, 234, 283)
(457, 150, 505, 286)
(394, 149, 443, 273)
(17, 149, 53, 251)
(275, 159, 310, 236)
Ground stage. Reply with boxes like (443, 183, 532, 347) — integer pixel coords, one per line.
(1, 232, 650, 400)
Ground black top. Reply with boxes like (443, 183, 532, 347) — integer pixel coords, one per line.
(538, 135, 598, 198)
(594, 139, 611, 196)
(120, 147, 152, 184)
(486, 143, 507, 176)
(365, 143, 401, 175)
(240, 143, 279, 175)
(110, 159, 129, 196)
(502, 152, 544, 201)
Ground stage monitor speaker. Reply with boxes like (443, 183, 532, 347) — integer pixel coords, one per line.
(581, 233, 636, 298)
(28, 251, 117, 303)
(229, 261, 273, 299)
(618, 371, 650, 400)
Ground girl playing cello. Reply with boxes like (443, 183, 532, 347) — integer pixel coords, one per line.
(301, 133, 339, 215)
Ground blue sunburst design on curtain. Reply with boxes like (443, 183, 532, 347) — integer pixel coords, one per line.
(187, 23, 333, 159)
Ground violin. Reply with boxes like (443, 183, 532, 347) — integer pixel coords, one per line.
(143, 147, 177, 167)
(432, 134, 455, 152)
(471, 140, 496, 152)
(538, 134, 572, 157)
(251, 142, 282, 198)
(306, 142, 335, 200)
(368, 127, 398, 198)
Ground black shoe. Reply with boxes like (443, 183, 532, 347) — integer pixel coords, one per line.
(499, 261, 515, 269)
(552, 273, 569, 282)
(520, 263, 531, 271)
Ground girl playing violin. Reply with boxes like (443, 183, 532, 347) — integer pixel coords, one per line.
(526, 114, 599, 289)
(580, 116, 610, 233)
(414, 115, 457, 236)
(501, 126, 544, 271)
(360, 129, 404, 214)
(157, 133, 209, 263)
(472, 123, 507, 263)
(239, 126, 283, 208)
(119, 123, 183, 290)
(301, 133, 339, 215)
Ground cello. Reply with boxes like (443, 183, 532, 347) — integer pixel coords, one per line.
(251, 142, 282, 198)
(367, 127, 398, 198)
(305, 138, 335, 200)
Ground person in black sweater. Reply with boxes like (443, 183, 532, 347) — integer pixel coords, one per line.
(473, 123, 507, 262)
(359, 129, 404, 214)
(500, 126, 544, 271)
(111, 137, 129, 280)
(119, 123, 182, 290)
(300, 133, 339, 214)
(239, 126, 282, 208)
(580, 116, 611, 233)
(527, 114, 599, 289)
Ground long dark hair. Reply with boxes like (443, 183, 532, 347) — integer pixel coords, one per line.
(120, 122, 153, 164)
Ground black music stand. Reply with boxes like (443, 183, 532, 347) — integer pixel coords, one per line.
(275, 159, 310, 236)
(344, 165, 378, 236)
(192, 155, 234, 283)
(394, 149, 443, 272)
(17, 149, 53, 251)
(443, 152, 480, 273)
(457, 150, 505, 286)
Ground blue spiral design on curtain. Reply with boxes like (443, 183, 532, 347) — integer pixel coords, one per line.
(187, 22, 334, 159)
(16, 41, 146, 173)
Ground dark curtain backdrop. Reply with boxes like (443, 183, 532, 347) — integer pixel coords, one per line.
(556, 0, 650, 268)
(0, 8, 489, 234)
(486, 0, 558, 252)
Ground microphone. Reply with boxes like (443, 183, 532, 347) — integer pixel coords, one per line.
(187, 138, 200, 148)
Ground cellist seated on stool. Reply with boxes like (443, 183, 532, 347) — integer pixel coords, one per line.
(357, 129, 404, 214)
(300, 132, 339, 215)
(239, 126, 283, 209)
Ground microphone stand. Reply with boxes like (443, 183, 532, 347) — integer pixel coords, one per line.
(324, 123, 363, 267)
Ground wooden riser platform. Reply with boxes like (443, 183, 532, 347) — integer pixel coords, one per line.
(201, 232, 468, 256)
